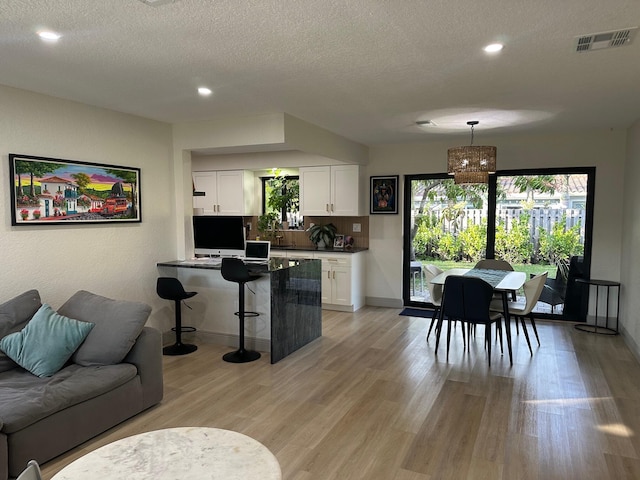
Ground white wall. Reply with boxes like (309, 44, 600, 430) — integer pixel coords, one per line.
(0, 85, 175, 331)
(366, 129, 627, 307)
(621, 120, 640, 357)
(3, 85, 632, 349)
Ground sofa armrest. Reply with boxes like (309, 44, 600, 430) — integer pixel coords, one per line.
(123, 326, 163, 409)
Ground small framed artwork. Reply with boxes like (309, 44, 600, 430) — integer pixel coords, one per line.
(333, 235, 345, 249)
(370, 175, 399, 214)
(9, 153, 142, 226)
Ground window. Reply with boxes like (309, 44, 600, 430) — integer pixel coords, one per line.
(403, 167, 595, 320)
(260, 174, 301, 228)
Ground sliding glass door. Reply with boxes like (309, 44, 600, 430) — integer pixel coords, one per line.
(403, 168, 594, 320)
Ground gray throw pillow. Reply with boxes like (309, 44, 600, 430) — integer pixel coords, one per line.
(58, 290, 151, 366)
(0, 290, 42, 372)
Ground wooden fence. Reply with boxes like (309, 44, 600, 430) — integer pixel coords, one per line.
(422, 208, 585, 243)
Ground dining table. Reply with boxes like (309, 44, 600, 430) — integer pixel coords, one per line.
(430, 267, 526, 365)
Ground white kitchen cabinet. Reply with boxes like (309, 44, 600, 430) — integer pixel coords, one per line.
(193, 170, 256, 215)
(299, 165, 361, 216)
(314, 251, 365, 312)
(270, 249, 365, 311)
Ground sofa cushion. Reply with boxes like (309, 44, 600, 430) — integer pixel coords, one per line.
(58, 290, 151, 366)
(0, 362, 138, 433)
(0, 290, 42, 374)
(0, 304, 94, 377)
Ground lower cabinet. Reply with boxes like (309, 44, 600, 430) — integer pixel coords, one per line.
(272, 250, 365, 311)
(318, 256, 351, 307)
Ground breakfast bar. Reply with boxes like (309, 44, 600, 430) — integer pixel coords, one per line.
(157, 258, 322, 363)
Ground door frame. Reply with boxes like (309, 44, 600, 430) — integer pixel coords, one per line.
(402, 166, 596, 320)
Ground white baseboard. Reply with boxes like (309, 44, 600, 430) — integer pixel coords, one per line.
(365, 296, 403, 309)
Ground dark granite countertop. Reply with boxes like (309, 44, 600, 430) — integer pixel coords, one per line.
(157, 257, 318, 272)
(270, 246, 368, 254)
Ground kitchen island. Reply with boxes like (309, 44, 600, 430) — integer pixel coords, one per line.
(156, 258, 321, 363)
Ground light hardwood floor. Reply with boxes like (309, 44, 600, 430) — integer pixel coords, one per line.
(41, 307, 640, 479)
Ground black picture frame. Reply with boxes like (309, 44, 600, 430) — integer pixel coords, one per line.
(370, 175, 399, 214)
(9, 153, 142, 226)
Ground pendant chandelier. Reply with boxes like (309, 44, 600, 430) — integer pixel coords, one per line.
(447, 121, 496, 184)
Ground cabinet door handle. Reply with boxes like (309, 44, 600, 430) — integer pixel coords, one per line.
(331, 203, 334, 212)
(333, 271, 336, 280)
(326, 204, 330, 213)
(327, 271, 331, 279)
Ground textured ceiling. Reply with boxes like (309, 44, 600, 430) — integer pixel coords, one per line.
(1, 0, 639, 145)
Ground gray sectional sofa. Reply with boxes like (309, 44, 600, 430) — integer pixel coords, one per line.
(0, 289, 163, 480)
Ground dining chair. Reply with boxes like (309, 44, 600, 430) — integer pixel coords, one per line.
(424, 264, 443, 340)
(490, 272, 548, 355)
(16, 460, 42, 480)
(475, 258, 514, 271)
(475, 258, 518, 301)
(435, 275, 504, 366)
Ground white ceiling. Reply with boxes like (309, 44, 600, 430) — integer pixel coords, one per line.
(1, 0, 639, 145)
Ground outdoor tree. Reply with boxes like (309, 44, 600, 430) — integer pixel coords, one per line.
(513, 175, 556, 202)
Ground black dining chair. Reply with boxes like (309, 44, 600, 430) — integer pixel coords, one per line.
(435, 275, 505, 366)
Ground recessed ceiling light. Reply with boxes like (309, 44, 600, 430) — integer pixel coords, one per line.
(484, 43, 504, 53)
(197, 87, 212, 96)
(37, 30, 62, 42)
(416, 120, 437, 127)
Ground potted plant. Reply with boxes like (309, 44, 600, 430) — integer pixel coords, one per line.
(266, 174, 299, 229)
(307, 223, 337, 249)
(257, 212, 279, 240)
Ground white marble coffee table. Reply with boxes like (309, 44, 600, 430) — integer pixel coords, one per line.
(51, 427, 282, 480)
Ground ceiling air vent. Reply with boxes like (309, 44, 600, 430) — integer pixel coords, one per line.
(575, 27, 638, 52)
(138, 0, 179, 6)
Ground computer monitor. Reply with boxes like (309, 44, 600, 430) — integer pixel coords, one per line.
(192, 216, 245, 257)
(244, 240, 270, 261)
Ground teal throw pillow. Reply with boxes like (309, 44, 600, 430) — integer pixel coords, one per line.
(0, 303, 94, 377)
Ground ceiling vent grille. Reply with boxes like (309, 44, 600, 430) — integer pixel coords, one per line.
(138, 0, 178, 7)
(575, 27, 638, 52)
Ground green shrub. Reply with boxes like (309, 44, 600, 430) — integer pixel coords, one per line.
(437, 233, 461, 261)
(458, 222, 486, 262)
(413, 221, 441, 258)
(495, 213, 534, 264)
(538, 215, 583, 266)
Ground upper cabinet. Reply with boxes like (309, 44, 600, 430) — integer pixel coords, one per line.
(193, 170, 256, 216)
(299, 165, 361, 216)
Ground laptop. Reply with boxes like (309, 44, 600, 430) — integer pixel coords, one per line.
(243, 240, 271, 263)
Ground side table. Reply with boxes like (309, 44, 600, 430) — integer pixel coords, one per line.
(574, 278, 620, 335)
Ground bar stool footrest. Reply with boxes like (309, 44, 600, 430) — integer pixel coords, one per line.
(171, 326, 197, 333)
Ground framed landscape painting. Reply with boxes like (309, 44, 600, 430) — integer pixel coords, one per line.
(9, 153, 141, 226)
(370, 175, 399, 214)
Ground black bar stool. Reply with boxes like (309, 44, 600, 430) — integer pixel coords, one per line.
(156, 277, 198, 356)
(221, 258, 262, 363)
